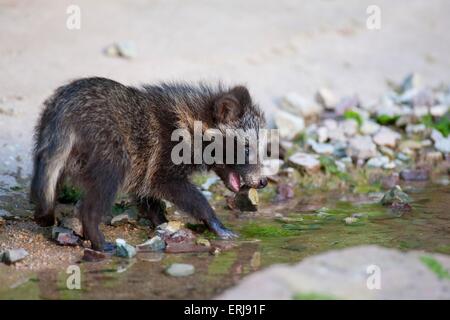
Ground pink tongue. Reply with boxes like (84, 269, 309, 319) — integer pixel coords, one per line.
(228, 172, 241, 192)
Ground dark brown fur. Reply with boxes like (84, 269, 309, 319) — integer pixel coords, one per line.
(30, 77, 266, 251)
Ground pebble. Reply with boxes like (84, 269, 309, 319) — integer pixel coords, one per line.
(366, 156, 390, 169)
(347, 136, 377, 160)
(110, 209, 136, 226)
(316, 88, 338, 110)
(276, 183, 295, 202)
(196, 238, 211, 247)
(104, 41, 137, 59)
(1, 248, 28, 265)
(308, 139, 334, 155)
(280, 92, 322, 118)
(165, 263, 195, 277)
(360, 120, 380, 135)
(274, 110, 305, 140)
(234, 187, 259, 212)
(373, 127, 401, 148)
(343, 217, 358, 225)
(136, 236, 166, 252)
(115, 239, 137, 258)
(435, 137, 450, 153)
(380, 185, 411, 206)
(288, 152, 321, 174)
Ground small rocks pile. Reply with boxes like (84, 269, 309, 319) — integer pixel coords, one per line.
(274, 73, 450, 177)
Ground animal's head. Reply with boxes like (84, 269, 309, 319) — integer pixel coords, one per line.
(210, 86, 268, 192)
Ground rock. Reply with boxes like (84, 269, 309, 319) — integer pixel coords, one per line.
(430, 104, 448, 117)
(0, 209, 13, 220)
(0, 175, 17, 189)
(378, 146, 395, 158)
(164, 228, 196, 244)
(399, 140, 423, 152)
(196, 238, 211, 247)
(274, 110, 305, 140)
(360, 120, 380, 135)
(165, 263, 195, 277)
(136, 236, 166, 252)
(401, 73, 422, 92)
(373, 127, 401, 148)
(115, 239, 137, 258)
(52, 226, 80, 246)
(234, 187, 259, 211)
(82, 248, 111, 262)
(288, 152, 321, 174)
(366, 156, 389, 169)
(1, 248, 28, 265)
(276, 183, 295, 202)
(60, 217, 83, 237)
(104, 40, 137, 59)
(308, 139, 334, 155)
(317, 126, 328, 143)
(110, 210, 136, 226)
(341, 119, 358, 136)
(279, 92, 322, 118)
(425, 151, 444, 164)
(406, 124, 427, 135)
(217, 245, 450, 299)
(343, 217, 358, 225)
(316, 88, 338, 110)
(157, 221, 183, 236)
(347, 136, 377, 160)
(400, 169, 430, 181)
(380, 185, 411, 206)
(435, 137, 450, 153)
(0, 217, 4, 227)
(335, 95, 359, 115)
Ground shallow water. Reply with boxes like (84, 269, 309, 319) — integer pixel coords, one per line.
(1, 181, 449, 299)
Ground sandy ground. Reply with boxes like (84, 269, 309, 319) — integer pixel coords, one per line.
(1, 0, 450, 176)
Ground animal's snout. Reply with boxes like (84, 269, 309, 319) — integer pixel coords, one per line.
(257, 177, 268, 189)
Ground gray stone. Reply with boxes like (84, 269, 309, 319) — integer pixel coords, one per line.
(104, 41, 137, 59)
(217, 245, 450, 299)
(366, 156, 389, 169)
(274, 110, 305, 140)
(401, 73, 422, 92)
(136, 236, 166, 252)
(165, 263, 195, 277)
(380, 185, 411, 206)
(435, 137, 450, 153)
(373, 127, 401, 148)
(52, 226, 79, 246)
(307, 139, 334, 155)
(360, 120, 380, 135)
(110, 210, 136, 226)
(1, 248, 28, 265)
(115, 238, 137, 258)
(347, 136, 377, 160)
(279, 92, 322, 118)
(288, 152, 321, 174)
(316, 88, 338, 110)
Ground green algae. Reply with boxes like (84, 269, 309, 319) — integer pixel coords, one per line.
(420, 256, 450, 280)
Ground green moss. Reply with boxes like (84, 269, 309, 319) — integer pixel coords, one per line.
(376, 114, 399, 125)
(58, 185, 82, 204)
(240, 222, 297, 239)
(434, 244, 450, 255)
(319, 155, 349, 180)
(258, 185, 277, 203)
(420, 256, 450, 280)
(293, 292, 338, 300)
(343, 110, 363, 127)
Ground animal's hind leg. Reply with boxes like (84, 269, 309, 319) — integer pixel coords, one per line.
(79, 162, 125, 252)
(136, 197, 168, 227)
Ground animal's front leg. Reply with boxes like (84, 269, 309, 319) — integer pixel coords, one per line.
(159, 181, 238, 239)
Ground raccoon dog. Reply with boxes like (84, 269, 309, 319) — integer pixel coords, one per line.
(31, 77, 267, 251)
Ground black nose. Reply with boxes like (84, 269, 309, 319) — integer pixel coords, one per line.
(258, 177, 268, 189)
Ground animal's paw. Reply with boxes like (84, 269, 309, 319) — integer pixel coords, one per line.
(208, 220, 239, 240)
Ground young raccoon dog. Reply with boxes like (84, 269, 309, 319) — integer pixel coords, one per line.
(31, 77, 268, 252)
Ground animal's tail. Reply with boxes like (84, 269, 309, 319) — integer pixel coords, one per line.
(30, 94, 75, 226)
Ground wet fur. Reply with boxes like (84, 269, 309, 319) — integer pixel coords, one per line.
(30, 77, 265, 251)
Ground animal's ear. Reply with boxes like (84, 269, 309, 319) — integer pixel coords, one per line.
(229, 86, 251, 106)
(213, 94, 243, 123)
